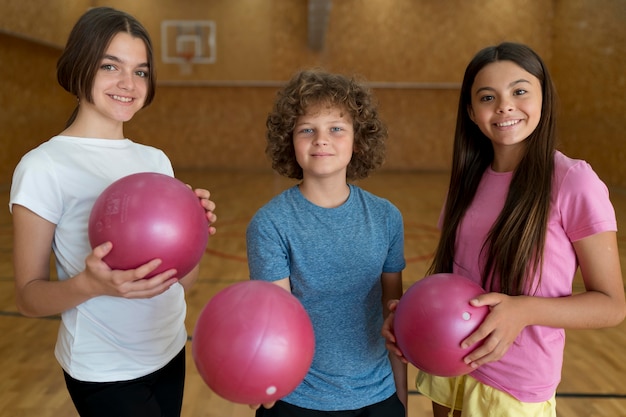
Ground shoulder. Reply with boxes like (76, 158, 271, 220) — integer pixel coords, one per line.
(351, 185, 402, 215)
(13, 138, 60, 177)
(249, 187, 297, 223)
(126, 139, 171, 160)
(553, 150, 605, 190)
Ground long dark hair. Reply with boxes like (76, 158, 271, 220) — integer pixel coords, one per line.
(428, 42, 558, 295)
(56, 7, 156, 128)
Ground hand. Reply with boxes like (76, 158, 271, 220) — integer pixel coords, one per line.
(82, 241, 179, 299)
(249, 402, 276, 410)
(193, 188, 217, 235)
(381, 299, 408, 364)
(461, 292, 529, 368)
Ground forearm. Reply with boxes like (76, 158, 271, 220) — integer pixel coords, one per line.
(16, 273, 93, 318)
(389, 352, 407, 408)
(524, 290, 625, 330)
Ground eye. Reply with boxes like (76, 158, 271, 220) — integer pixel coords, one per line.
(479, 95, 494, 102)
(135, 70, 149, 78)
(513, 89, 528, 96)
(330, 127, 344, 132)
(101, 64, 116, 71)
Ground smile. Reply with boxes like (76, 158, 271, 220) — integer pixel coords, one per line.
(496, 119, 521, 127)
(111, 95, 133, 103)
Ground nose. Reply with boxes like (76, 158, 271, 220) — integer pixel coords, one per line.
(312, 131, 329, 146)
(496, 98, 514, 113)
(117, 70, 135, 90)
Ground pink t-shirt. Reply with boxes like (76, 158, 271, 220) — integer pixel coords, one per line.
(451, 151, 617, 402)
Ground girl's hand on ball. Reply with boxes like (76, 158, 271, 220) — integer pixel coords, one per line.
(462, 293, 527, 368)
(381, 299, 408, 363)
(83, 242, 178, 299)
(193, 187, 217, 235)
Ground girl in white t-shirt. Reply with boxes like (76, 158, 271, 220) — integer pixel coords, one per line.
(10, 7, 216, 417)
(382, 42, 625, 417)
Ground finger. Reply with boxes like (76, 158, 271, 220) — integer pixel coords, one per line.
(194, 188, 211, 199)
(470, 292, 503, 308)
(206, 211, 217, 224)
(387, 299, 400, 311)
(381, 324, 397, 343)
(119, 274, 179, 298)
(91, 241, 113, 259)
(462, 331, 501, 365)
(385, 341, 405, 357)
(132, 259, 166, 280)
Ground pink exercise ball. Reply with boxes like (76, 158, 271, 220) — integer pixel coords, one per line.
(394, 273, 489, 377)
(192, 280, 315, 405)
(88, 172, 208, 279)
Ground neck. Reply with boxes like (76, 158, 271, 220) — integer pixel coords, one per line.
(298, 179, 350, 208)
(61, 108, 125, 139)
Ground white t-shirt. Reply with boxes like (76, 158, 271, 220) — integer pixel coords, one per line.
(10, 136, 188, 382)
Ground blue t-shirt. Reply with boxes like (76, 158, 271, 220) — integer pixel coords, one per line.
(246, 184, 405, 411)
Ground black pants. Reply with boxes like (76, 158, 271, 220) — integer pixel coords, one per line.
(255, 393, 405, 417)
(64, 347, 186, 417)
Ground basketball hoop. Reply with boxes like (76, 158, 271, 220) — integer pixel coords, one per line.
(178, 52, 194, 75)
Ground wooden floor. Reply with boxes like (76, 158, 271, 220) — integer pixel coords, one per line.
(1, 170, 625, 417)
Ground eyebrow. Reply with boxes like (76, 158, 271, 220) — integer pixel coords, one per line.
(475, 79, 531, 94)
(103, 54, 149, 68)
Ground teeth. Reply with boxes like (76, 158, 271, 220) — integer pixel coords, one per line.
(497, 120, 520, 127)
(112, 95, 132, 103)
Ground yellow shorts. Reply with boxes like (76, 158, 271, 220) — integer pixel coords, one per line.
(416, 371, 556, 417)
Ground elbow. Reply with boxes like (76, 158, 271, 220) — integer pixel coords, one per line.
(615, 302, 626, 326)
(606, 297, 626, 328)
(16, 302, 39, 318)
(15, 295, 44, 318)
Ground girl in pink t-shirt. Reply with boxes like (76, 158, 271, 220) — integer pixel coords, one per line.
(383, 42, 625, 416)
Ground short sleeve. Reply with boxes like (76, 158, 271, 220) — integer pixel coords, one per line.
(246, 209, 291, 282)
(383, 204, 406, 273)
(10, 149, 63, 224)
(557, 160, 617, 242)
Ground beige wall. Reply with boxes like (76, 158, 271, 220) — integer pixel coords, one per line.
(552, 0, 626, 188)
(1, 0, 624, 188)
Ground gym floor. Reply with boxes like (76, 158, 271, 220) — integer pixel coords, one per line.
(1, 170, 625, 416)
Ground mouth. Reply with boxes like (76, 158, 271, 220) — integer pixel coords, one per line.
(495, 119, 521, 127)
(110, 94, 133, 103)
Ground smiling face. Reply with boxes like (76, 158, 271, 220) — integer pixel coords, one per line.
(83, 32, 150, 127)
(293, 103, 355, 181)
(468, 60, 543, 167)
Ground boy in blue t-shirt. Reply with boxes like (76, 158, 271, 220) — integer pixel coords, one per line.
(246, 69, 407, 416)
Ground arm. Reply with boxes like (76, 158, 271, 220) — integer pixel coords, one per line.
(382, 271, 407, 411)
(13, 205, 181, 317)
(461, 231, 625, 368)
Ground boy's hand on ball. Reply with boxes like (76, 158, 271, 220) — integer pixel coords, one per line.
(249, 402, 276, 410)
